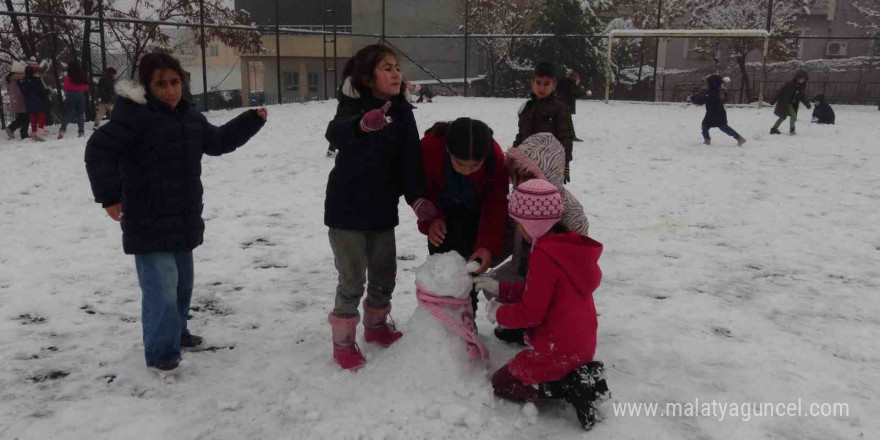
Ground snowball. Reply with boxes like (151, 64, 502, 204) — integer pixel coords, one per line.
(415, 252, 473, 299)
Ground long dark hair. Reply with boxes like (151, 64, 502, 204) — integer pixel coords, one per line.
(67, 60, 88, 85)
(426, 117, 496, 198)
(138, 52, 191, 99)
(341, 44, 399, 97)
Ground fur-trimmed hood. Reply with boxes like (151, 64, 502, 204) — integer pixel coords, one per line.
(115, 79, 147, 105)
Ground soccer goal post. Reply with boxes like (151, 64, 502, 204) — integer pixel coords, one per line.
(605, 29, 771, 105)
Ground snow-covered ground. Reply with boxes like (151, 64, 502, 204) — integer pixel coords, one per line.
(1, 98, 878, 440)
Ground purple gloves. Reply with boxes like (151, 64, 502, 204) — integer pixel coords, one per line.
(412, 198, 439, 222)
(359, 101, 392, 133)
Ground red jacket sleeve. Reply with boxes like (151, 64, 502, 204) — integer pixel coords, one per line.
(498, 280, 526, 304)
(496, 250, 559, 329)
(474, 141, 509, 258)
(417, 133, 448, 235)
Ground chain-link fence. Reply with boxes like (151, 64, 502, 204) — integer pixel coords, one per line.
(2, 0, 879, 130)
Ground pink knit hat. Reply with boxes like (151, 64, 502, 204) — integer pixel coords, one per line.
(508, 179, 563, 240)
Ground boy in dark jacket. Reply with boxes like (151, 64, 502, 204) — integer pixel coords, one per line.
(94, 67, 117, 129)
(811, 94, 835, 124)
(770, 70, 811, 135)
(16, 65, 49, 141)
(513, 62, 575, 183)
(690, 75, 746, 147)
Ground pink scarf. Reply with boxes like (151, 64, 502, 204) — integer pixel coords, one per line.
(416, 283, 489, 361)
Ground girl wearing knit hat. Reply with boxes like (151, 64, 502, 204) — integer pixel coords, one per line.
(474, 179, 610, 431)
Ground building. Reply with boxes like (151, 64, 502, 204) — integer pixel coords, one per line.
(236, 0, 353, 104)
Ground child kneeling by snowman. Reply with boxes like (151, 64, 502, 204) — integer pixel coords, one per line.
(474, 179, 610, 430)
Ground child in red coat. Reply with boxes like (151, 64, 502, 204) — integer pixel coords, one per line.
(474, 179, 610, 431)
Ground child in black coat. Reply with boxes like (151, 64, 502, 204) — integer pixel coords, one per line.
(84, 52, 267, 373)
(811, 94, 835, 124)
(690, 75, 746, 147)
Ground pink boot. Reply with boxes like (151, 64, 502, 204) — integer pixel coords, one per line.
(329, 314, 366, 371)
(363, 302, 403, 347)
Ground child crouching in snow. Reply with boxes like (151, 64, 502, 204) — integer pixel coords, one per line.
(474, 179, 610, 431)
(689, 75, 746, 147)
(84, 52, 267, 373)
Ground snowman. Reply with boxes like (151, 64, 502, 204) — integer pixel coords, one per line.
(412, 251, 488, 362)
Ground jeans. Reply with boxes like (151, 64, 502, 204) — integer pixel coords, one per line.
(60, 91, 86, 134)
(328, 228, 396, 318)
(702, 124, 741, 141)
(135, 251, 194, 367)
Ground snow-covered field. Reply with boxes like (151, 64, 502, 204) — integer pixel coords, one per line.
(1, 98, 878, 440)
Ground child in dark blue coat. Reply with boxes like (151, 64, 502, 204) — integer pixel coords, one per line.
(811, 94, 835, 124)
(84, 53, 267, 373)
(690, 75, 746, 147)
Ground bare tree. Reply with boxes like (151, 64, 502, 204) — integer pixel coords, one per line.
(104, 0, 263, 79)
(457, 0, 544, 95)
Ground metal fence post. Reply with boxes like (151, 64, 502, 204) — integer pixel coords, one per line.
(98, 0, 107, 74)
(463, 0, 469, 97)
(322, 0, 328, 100)
(275, 0, 282, 105)
(652, 0, 663, 102)
(199, 0, 209, 111)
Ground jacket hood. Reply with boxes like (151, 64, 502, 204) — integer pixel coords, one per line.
(506, 133, 566, 191)
(707, 74, 723, 90)
(794, 69, 809, 81)
(813, 94, 826, 103)
(340, 76, 412, 103)
(115, 79, 147, 105)
(534, 232, 603, 297)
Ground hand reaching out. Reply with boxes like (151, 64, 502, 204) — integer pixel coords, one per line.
(105, 203, 122, 222)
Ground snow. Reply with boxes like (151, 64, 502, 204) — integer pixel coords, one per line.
(415, 252, 474, 300)
(2, 97, 879, 439)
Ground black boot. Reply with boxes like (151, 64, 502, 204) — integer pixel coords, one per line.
(560, 361, 611, 431)
(538, 380, 565, 399)
(152, 357, 180, 371)
(789, 127, 796, 135)
(181, 332, 204, 349)
(770, 127, 781, 135)
(493, 327, 526, 345)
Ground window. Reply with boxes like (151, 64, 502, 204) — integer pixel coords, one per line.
(283, 71, 299, 91)
(308, 72, 319, 93)
(207, 45, 219, 57)
(825, 41, 847, 57)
